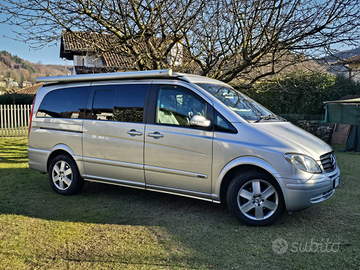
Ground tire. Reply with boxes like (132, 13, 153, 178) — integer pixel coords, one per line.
(49, 154, 84, 195)
(226, 171, 284, 226)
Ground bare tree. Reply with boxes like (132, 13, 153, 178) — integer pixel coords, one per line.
(185, 0, 360, 84)
(1, 0, 205, 70)
(1, 0, 360, 86)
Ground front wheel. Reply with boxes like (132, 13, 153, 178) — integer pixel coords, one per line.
(226, 171, 284, 226)
(49, 154, 84, 195)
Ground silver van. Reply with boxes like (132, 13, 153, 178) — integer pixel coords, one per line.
(28, 70, 340, 226)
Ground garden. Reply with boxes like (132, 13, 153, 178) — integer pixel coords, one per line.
(0, 138, 359, 269)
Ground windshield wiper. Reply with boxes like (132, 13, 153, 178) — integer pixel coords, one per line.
(255, 114, 278, 123)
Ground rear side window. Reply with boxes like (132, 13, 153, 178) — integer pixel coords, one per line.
(37, 87, 89, 118)
(89, 84, 148, 123)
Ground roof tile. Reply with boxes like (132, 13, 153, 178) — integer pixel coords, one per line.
(16, 83, 43, 95)
(61, 31, 201, 72)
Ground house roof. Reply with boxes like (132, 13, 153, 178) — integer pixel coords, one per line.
(334, 54, 360, 65)
(60, 31, 200, 73)
(60, 32, 135, 69)
(16, 83, 43, 95)
(325, 95, 360, 104)
(344, 54, 360, 64)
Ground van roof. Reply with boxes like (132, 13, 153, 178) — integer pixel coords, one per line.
(35, 69, 227, 86)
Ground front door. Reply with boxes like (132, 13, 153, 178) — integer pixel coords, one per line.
(144, 85, 213, 199)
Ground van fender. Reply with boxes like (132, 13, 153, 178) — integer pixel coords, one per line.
(212, 156, 284, 201)
(49, 144, 85, 176)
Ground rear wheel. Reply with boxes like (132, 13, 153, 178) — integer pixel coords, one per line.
(49, 154, 84, 195)
(226, 171, 284, 226)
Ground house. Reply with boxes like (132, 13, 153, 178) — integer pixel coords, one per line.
(332, 53, 360, 82)
(60, 31, 199, 75)
(0, 80, 6, 88)
(7, 79, 18, 89)
(16, 83, 43, 95)
(21, 81, 33, 88)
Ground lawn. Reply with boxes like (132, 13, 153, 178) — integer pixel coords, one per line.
(0, 138, 359, 269)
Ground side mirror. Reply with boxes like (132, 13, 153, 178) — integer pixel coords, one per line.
(190, 115, 211, 128)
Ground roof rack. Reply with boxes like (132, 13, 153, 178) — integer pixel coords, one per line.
(36, 69, 175, 84)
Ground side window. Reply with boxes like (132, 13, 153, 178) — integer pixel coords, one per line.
(92, 90, 116, 120)
(114, 84, 147, 123)
(37, 87, 88, 118)
(90, 84, 147, 123)
(156, 86, 207, 126)
(214, 110, 237, 133)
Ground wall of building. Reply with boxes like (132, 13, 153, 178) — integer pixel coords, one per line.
(73, 54, 104, 67)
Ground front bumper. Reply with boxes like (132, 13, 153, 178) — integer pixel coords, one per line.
(281, 169, 340, 211)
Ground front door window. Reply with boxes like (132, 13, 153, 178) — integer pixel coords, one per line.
(156, 86, 207, 126)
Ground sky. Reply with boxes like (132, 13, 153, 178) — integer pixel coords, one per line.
(0, 12, 67, 66)
(0, 4, 357, 67)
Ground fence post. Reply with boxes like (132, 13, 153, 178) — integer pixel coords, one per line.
(10, 105, 13, 137)
(6, 105, 10, 137)
(26, 104, 30, 134)
(0, 105, 3, 137)
(16, 104, 19, 137)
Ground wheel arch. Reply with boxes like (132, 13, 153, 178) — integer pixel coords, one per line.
(215, 157, 283, 203)
(46, 145, 82, 174)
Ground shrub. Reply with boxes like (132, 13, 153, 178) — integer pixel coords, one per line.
(239, 72, 360, 115)
(0, 94, 35, 105)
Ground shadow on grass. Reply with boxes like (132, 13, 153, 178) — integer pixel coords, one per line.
(0, 138, 29, 164)
(1, 163, 352, 229)
(0, 167, 235, 227)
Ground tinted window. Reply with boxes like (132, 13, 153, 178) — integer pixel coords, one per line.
(114, 85, 147, 123)
(37, 87, 89, 118)
(214, 110, 237, 133)
(90, 84, 147, 123)
(92, 90, 116, 121)
(156, 86, 207, 126)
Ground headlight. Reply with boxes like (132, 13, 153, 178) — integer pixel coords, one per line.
(284, 154, 322, 173)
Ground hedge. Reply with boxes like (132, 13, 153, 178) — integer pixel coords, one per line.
(0, 93, 35, 105)
(238, 72, 360, 116)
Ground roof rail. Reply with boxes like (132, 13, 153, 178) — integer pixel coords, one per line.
(36, 69, 175, 84)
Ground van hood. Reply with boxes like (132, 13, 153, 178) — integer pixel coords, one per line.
(254, 122, 332, 159)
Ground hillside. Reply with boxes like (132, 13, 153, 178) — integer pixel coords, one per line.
(0, 50, 72, 88)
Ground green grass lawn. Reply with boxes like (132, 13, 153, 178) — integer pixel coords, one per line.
(0, 138, 359, 269)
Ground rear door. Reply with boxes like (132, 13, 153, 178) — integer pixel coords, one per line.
(82, 82, 149, 188)
(144, 84, 214, 199)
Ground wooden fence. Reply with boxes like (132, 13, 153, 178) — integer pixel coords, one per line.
(0, 104, 32, 137)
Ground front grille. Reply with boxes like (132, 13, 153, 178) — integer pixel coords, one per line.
(320, 152, 337, 173)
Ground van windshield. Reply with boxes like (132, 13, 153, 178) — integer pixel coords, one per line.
(197, 83, 284, 122)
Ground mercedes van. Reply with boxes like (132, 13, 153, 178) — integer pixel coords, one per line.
(28, 70, 340, 226)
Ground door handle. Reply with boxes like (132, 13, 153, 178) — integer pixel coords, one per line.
(127, 129, 143, 136)
(147, 132, 164, 138)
